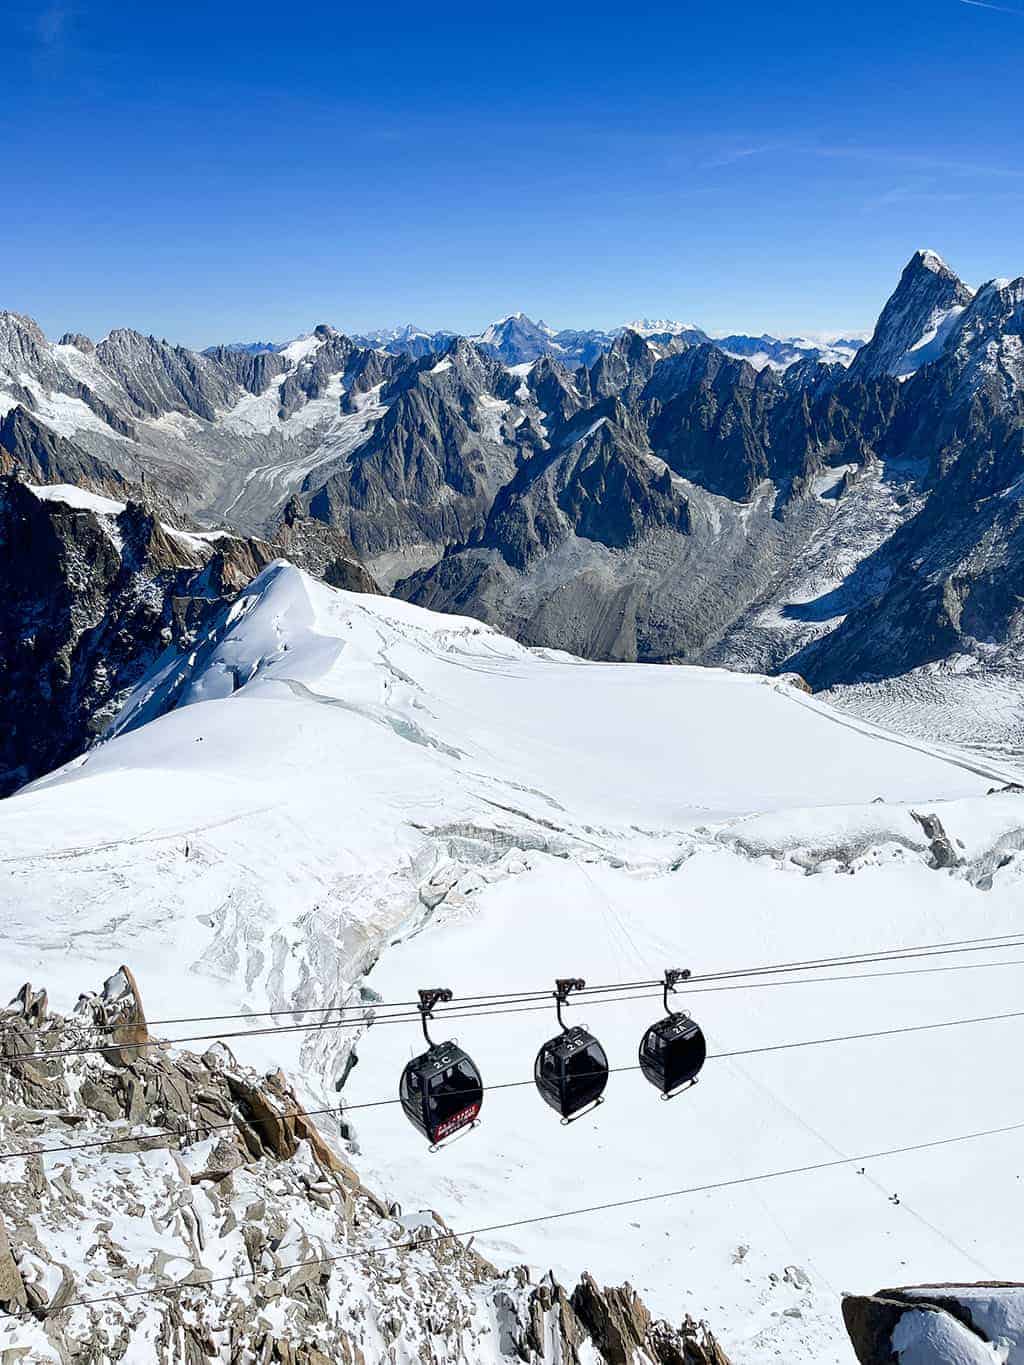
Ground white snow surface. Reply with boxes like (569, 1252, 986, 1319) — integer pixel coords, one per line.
(28, 482, 126, 516)
(2, 564, 1024, 1364)
(891, 1308, 1001, 1365)
(889, 303, 968, 379)
(278, 333, 325, 364)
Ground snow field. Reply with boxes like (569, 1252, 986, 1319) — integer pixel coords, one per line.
(2, 563, 1023, 1363)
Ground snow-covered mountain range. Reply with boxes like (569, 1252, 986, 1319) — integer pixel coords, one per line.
(208, 316, 860, 373)
(2, 248, 1024, 777)
(349, 313, 865, 371)
(3, 563, 1023, 1363)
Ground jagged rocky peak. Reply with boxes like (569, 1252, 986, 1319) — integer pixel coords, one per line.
(472, 314, 617, 368)
(204, 342, 289, 396)
(517, 353, 586, 424)
(0, 310, 52, 374)
(57, 331, 95, 353)
(0, 970, 731, 1365)
(950, 271, 1024, 366)
(95, 326, 243, 421)
(475, 311, 556, 364)
(850, 248, 975, 381)
(586, 327, 666, 401)
(434, 333, 507, 388)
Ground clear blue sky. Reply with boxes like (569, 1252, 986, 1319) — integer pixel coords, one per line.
(5, 0, 1023, 347)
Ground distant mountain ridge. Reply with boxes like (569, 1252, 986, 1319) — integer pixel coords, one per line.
(352, 314, 867, 371)
(209, 315, 866, 373)
(2, 248, 1023, 762)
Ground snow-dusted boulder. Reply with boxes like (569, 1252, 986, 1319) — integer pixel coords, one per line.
(843, 1285, 1024, 1363)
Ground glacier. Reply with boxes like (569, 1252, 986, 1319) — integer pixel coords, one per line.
(2, 562, 1024, 1363)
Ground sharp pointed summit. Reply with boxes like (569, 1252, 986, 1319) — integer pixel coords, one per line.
(849, 249, 975, 381)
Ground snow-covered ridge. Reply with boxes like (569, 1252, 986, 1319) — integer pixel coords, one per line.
(28, 481, 239, 553)
(623, 318, 706, 337)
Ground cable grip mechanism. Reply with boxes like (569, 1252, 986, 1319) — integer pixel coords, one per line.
(554, 977, 586, 1030)
(417, 987, 453, 1046)
(662, 967, 692, 1015)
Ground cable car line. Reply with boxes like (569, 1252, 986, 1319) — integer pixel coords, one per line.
(5, 933, 1024, 1067)
(18, 928, 1022, 1030)
(16, 1114, 1024, 1319)
(5, 1004, 1023, 1164)
(5, 948, 1024, 1067)
(672, 954, 1024, 994)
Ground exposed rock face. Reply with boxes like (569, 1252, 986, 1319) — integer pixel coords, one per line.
(909, 810, 963, 870)
(0, 477, 278, 794)
(843, 1284, 1024, 1364)
(399, 252, 1024, 681)
(0, 975, 731, 1365)
(570, 1273, 731, 1365)
(782, 272, 1024, 690)
(277, 327, 357, 420)
(94, 327, 243, 421)
(202, 343, 290, 395)
(271, 498, 381, 594)
(0, 406, 131, 493)
(849, 249, 975, 381)
(304, 339, 529, 583)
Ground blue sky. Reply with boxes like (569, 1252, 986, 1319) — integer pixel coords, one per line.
(5, 0, 1023, 347)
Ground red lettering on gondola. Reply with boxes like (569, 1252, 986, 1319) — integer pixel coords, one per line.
(432, 1102, 480, 1142)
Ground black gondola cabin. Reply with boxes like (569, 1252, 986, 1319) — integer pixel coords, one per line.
(534, 1026, 609, 1121)
(638, 1013, 706, 1097)
(399, 1042, 483, 1146)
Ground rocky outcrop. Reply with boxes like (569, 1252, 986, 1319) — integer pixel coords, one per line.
(843, 1284, 1024, 1364)
(570, 1273, 731, 1365)
(0, 477, 277, 794)
(271, 497, 380, 594)
(0, 406, 133, 494)
(0, 973, 731, 1365)
(909, 811, 963, 870)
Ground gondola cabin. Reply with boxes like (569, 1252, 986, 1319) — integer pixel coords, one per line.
(399, 1042, 483, 1147)
(534, 1026, 609, 1121)
(638, 1013, 706, 1097)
